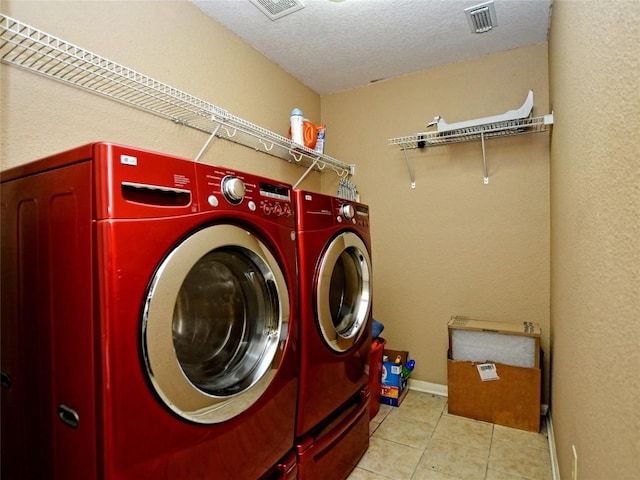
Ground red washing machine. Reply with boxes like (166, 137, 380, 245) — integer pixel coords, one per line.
(293, 190, 373, 480)
(0, 142, 299, 480)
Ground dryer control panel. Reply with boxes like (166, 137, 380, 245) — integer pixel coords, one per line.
(353, 204, 370, 229)
(294, 190, 370, 233)
(336, 201, 370, 230)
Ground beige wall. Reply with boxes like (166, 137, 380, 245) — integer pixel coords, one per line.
(0, 0, 322, 191)
(548, 1, 639, 478)
(323, 44, 552, 402)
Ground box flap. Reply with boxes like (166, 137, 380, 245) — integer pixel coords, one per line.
(449, 315, 541, 337)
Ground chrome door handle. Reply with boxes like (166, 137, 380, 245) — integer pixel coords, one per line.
(0, 371, 11, 389)
(58, 404, 80, 429)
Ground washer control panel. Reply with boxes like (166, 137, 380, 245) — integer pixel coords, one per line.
(195, 164, 293, 222)
(260, 199, 292, 217)
(258, 180, 292, 217)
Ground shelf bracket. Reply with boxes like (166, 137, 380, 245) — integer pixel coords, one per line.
(481, 131, 489, 184)
(402, 147, 416, 189)
(194, 122, 222, 162)
(292, 157, 321, 190)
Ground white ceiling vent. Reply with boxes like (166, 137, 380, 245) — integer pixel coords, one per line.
(465, 1, 498, 34)
(249, 0, 305, 21)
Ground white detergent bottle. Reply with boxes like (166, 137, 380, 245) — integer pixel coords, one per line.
(290, 108, 304, 146)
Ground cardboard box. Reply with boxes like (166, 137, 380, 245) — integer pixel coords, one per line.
(447, 356, 541, 432)
(448, 316, 541, 368)
(380, 349, 409, 407)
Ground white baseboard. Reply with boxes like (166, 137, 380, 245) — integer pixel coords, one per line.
(407, 379, 448, 397)
(547, 412, 560, 480)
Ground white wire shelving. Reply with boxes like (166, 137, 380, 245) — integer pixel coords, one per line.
(0, 14, 355, 186)
(389, 111, 553, 188)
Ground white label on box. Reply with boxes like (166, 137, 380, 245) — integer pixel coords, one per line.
(477, 363, 500, 381)
(391, 365, 401, 375)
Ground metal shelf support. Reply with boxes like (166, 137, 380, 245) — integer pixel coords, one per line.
(402, 147, 416, 189)
(194, 123, 222, 162)
(0, 14, 355, 182)
(481, 131, 489, 184)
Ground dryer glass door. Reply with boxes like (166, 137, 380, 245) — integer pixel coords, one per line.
(142, 224, 289, 424)
(316, 231, 372, 353)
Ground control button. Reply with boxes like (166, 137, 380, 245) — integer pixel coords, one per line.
(273, 202, 282, 216)
(337, 216, 343, 223)
(262, 202, 273, 215)
(248, 201, 256, 211)
(222, 176, 245, 204)
(207, 195, 219, 207)
(283, 203, 292, 217)
(342, 204, 355, 220)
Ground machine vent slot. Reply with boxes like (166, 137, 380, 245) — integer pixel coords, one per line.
(121, 181, 191, 207)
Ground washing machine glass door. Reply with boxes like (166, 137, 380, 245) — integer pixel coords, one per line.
(142, 224, 290, 424)
(316, 231, 372, 353)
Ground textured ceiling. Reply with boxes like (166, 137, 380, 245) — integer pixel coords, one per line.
(192, 0, 553, 95)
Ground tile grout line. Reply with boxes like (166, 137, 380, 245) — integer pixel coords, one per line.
(409, 405, 443, 479)
(484, 423, 495, 480)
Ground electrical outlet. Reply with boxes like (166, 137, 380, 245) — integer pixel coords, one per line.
(572, 445, 578, 480)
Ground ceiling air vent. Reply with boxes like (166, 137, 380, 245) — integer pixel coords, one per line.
(465, 1, 498, 34)
(249, 0, 305, 21)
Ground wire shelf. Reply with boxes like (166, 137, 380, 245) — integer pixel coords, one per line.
(388, 115, 553, 150)
(388, 113, 553, 188)
(0, 14, 354, 178)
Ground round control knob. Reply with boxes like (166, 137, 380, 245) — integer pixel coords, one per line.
(222, 176, 245, 204)
(341, 204, 355, 220)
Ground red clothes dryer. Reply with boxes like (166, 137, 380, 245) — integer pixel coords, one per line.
(293, 190, 373, 480)
(0, 142, 298, 480)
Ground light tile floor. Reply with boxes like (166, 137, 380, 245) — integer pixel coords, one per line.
(349, 390, 552, 480)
